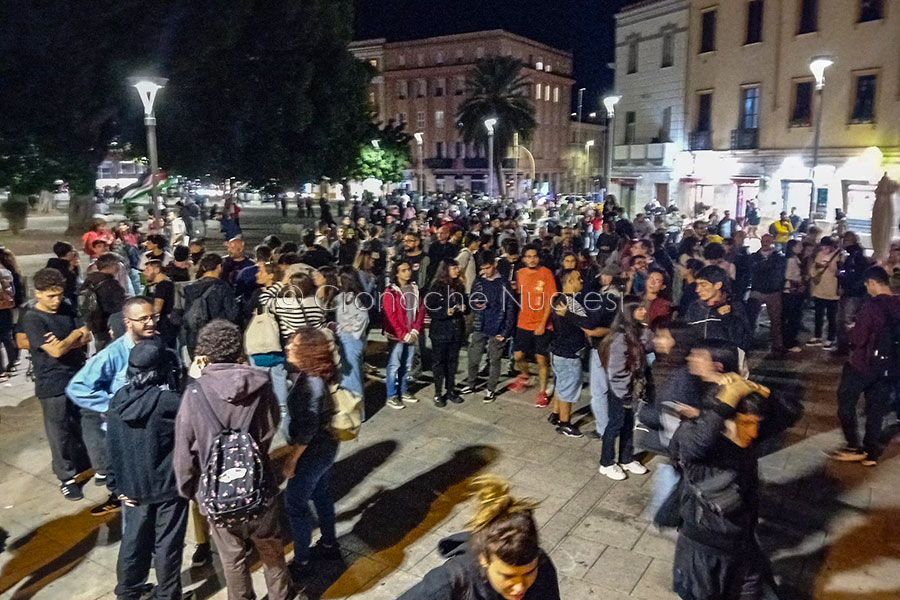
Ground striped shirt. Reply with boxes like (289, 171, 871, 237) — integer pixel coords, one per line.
(258, 282, 327, 342)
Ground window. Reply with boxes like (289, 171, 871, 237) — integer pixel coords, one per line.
(456, 49, 464, 63)
(435, 78, 445, 97)
(545, 64, 552, 73)
(746, 0, 764, 44)
(536, 60, 544, 70)
(545, 84, 552, 102)
(417, 79, 426, 98)
(435, 110, 445, 128)
(368, 58, 379, 69)
(456, 142, 464, 158)
(536, 83, 542, 100)
(119, 162, 136, 175)
(627, 39, 638, 73)
(435, 142, 444, 158)
(476, 46, 485, 59)
(435, 51, 444, 64)
(661, 30, 674, 67)
(625, 111, 636, 144)
(416, 111, 426, 130)
(554, 87, 560, 103)
(790, 81, 813, 126)
(398, 112, 407, 125)
(398, 80, 408, 99)
(99, 165, 113, 178)
(798, 0, 817, 34)
(851, 74, 877, 123)
(398, 55, 406, 67)
(697, 92, 713, 131)
(660, 107, 672, 141)
(700, 9, 717, 52)
(859, 0, 883, 22)
(740, 86, 760, 129)
(455, 75, 466, 96)
(368, 90, 376, 106)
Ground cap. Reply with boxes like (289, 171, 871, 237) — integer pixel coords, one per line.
(706, 234, 724, 244)
(128, 340, 165, 370)
(227, 234, 243, 242)
(601, 263, 622, 276)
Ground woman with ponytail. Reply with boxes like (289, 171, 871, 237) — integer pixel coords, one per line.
(398, 476, 560, 600)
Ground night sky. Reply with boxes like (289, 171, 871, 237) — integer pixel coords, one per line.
(353, 0, 630, 114)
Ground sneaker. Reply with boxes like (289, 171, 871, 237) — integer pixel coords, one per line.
(621, 460, 649, 475)
(60, 479, 83, 501)
(309, 540, 342, 561)
(826, 447, 866, 462)
(787, 346, 803, 353)
(556, 423, 583, 438)
(190, 543, 212, 568)
(448, 394, 464, 405)
(386, 396, 406, 410)
(861, 457, 878, 467)
(90, 494, 122, 516)
(598, 464, 627, 481)
(483, 391, 497, 404)
(588, 430, 603, 440)
(806, 338, 823, 346)
(433, 395, 447, 408)
(824, 341, 837, 350)
(508, 375, 529, 393)
(401, 393, 419, 404)
(459, 385, 475, 395)
(534, 391, 550, 408)
(547, 413, 560, 426)
(94, 473, 108, 487)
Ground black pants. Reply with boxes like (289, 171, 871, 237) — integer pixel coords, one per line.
(782, 292, 805, 348)
(601, 392, 635, 467)
(0, 309, 18, 372)
(80, 408, 111, 480)
(431, 340, 462, 398)
(673, 535, 764, 600)
(115, 497, 189, 600)
(836, 365, 891, 459)
(813, 297, 838, 341)
(38, 394, 85, 482)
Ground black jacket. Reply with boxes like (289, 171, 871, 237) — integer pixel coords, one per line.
(299, 245, 335, 269)
(397, 533, 560, 600)
(749, 250, 786, 294)
(683, 299, 750, 350)
(81, 271, 125, 332)
(426, 284, 467, 342)
(107, 384, 182, 504)
(838, 244, 870, 298)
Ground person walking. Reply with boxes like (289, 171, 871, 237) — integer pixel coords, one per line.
(426, 259, 468, 406)
(107, 340, 188, 600)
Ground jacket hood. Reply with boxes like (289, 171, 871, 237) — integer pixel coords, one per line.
(197, 363, 271, 404)
(111, 385, 164, 424)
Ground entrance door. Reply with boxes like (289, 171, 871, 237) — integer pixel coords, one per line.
(655, 183, 669, 206)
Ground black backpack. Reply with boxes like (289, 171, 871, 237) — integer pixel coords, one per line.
(192, 386, 267, 527)
(184, 283, 217, 333)
(872, 311, 900, 379)
(78, 280, 103, 331)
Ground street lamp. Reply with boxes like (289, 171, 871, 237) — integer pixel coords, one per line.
(484, 118, 497, 198)
(129, 76, 168, 217)
(589, 112, 597, 119)
(808, 56, 834, 221)
(414, 132, 424, 196)
(371, 139, 380, 150)
(577, 87, 587, 149)
(585, 140, 595, 194)
(603, 95, 621, 195)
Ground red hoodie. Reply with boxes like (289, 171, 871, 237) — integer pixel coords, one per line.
(382, 284, 425, 342)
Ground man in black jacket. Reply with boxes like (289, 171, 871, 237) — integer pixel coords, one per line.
(182, 253, 239, 355)
(746, 234, 786, 356)
(669, 372, 771, 600)
(298, 229, 334, 269)
(683, 265, 750, 352)
(107, 340, 187, 600)
(81, 253, 126, 351)
(47, 241, 80, 307)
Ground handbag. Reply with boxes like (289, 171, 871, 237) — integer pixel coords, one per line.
(244, 304, 282, 355)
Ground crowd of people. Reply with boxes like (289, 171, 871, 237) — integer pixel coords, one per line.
(1, 190, 899, 600)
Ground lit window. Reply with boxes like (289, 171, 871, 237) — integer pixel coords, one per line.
(369, 58, 379, 69)
(554, 87, 560, 103)
(545, 84, 552, 102)
(435, 110, 445, 128)
(536, 61, 544, 70)
(536, 83, 542, 100)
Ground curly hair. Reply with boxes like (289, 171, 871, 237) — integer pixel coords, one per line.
(467, 476, 540, 566)
(33, 268, 66, 292)
(196, 319, 244, 363)
(286, 327, 337, 381)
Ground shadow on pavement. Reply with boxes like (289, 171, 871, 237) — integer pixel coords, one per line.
(303, 444, 499, 599)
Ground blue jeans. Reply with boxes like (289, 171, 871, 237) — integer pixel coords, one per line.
(386, 341, 416, 399)
(647, 462, 680, 521)
(338, 333, 365, 398)
(589, 351, 609, 435)
(284, 437, 339, 563)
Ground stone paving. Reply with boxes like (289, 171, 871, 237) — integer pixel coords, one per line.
(1, 331, 900, 599)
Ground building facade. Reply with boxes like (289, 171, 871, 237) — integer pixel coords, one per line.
(679, 0, 900, 228)
(351, 30, 575, 195)
(611, 0, 691, 217)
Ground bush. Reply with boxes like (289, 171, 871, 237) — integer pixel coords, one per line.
(0, 196, 29, 234)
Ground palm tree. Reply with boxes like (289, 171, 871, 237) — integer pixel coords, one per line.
(457, 56, 536, 198)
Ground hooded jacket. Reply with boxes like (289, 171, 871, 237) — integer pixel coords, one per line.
(396, 533, 560, 600)
(173, 363, 280, 510)
(107, 384, 182, 503)
(471, 275, 516, 339)
(382, 284, 425, 342)
(848, 293, 900, 375)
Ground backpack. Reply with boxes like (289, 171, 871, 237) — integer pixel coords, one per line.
(328, 383, 363, 441)
(244, 304, 282, 356)
(872, 311, 900, 379)
(78, 280, 102, 330)
(184, 283, 217, 333)
(193, 386, 267, 527)
(168, 281, 188, 328)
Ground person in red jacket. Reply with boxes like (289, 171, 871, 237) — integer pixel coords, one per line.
(382, 260, 425, 410)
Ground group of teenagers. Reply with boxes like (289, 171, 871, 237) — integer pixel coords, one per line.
(4, 191, 900, 600)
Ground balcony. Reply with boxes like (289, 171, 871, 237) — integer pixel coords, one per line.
(464, 157, 488, 169)
(613, 142, 678, 167)
(424, 158, 453, 169)
(689, 130, 713, 151)
(730, 128, 759, 150)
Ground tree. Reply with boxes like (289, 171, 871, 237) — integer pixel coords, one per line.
(457, 56, 536, 198)
(352, 120, 413, 185)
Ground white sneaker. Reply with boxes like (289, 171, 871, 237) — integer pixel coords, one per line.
(401, 393, 419, 404)
(621, 461, 649, 475)
(598, 464, 627, 481)
(806, 338, 823, 347)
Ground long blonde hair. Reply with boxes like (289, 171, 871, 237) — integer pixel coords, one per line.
(467, 476, 541, 565)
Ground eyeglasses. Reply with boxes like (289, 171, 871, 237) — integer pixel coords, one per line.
(125, 313, 160, 324)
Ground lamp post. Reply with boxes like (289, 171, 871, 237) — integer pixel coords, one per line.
(484, 118, 497, 198)
(809, 56, 833, 221)
(129, 76, 168, 217)
(414, 132, 424, 196)
(514, 132, 520, 202)
(577, 87, 586, 149)
(603, 95, 621, 196)
(585, 139, 595, 194)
